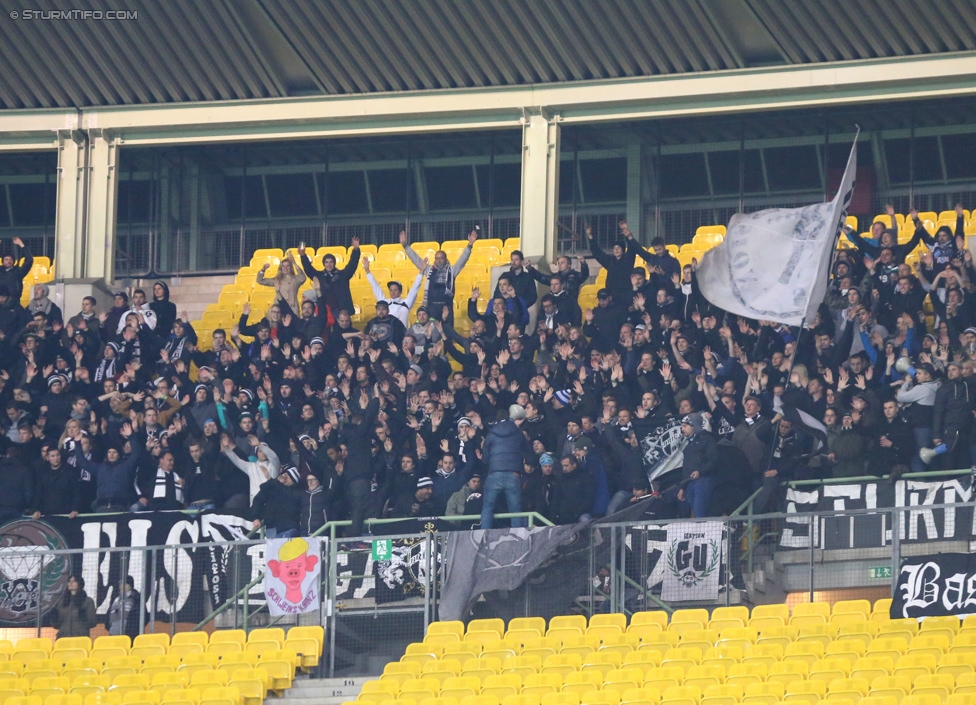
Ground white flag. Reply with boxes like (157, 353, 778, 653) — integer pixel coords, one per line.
(661, 521, 725, 602)
(264, 536, 323, 616)
(697, 138, 858, 326)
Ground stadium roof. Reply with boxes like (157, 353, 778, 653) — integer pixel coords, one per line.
(1, 0, 975, 110)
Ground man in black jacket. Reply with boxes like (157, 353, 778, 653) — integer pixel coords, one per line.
(679, 413, 718, 518)
(549, 455, 595, 524)
(390, 476, 437, 518)
(480, 404, 529, 529)
(339, 393, 379, 536)
(583, 290, 629, 354)
(299, 238, 361, 315)
(0, 447, 31, 524)
(0, 237, 32, 300)
(872, 399, 915, 477)
(31, 447, 81, 519)
(181, 439, 219, 512)
(252, 464, 303, 539)
(929, 361, 972, 470)
(492, 250, 538, 309)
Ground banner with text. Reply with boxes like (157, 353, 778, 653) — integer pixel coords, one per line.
(780, 479, 975, 549)
(661, 521, 725, 602)
(892, 552, 976, 619)
(264, 537, 323, 616)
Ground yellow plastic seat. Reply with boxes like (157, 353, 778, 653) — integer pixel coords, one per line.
(171, 635, 209, 650)
(197, 686, 239, 705)
(55, 640, 93, 655)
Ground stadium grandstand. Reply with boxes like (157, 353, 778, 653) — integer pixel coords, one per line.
(2, 2, 976, 705)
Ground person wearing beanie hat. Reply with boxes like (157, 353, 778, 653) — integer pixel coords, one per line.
(679, 412, 718, 518)
(390, 476, 436, 518)
(480, 401, 530, 530)
(251, 462, 303, 539)
(585, 219, 649, 305)
(553, 390, 572, 407)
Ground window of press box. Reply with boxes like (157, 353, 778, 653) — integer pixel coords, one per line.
(325, 171, 369, 215)
(9, 182, 54, 227)
(942, 134, 976, 180)
(659, 153, 708, 199)
(579, 157, 626, 203)
(475, 163, 521, 208)
(266, 173, 318, 218)
(225, 175, 269, 219)
(425, 165, 478, 210)
(0, 187, 9, 227)
(707, 151, 742, 196)
(117, 179, 152, 223)
(367, 169, 418, 213)
(558, 160, 577, 204)
(763, 145, 821, 192)
(885, 136, 943, 184)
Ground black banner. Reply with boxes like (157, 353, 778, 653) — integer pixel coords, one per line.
(0, 512, 253, 627)
(780, 478, 975, 550)
(892, 552, 976, 619)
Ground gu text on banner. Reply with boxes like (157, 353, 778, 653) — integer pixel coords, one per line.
(264, 537, 322, 616)
(696, 137, 858, 326)
(661, 521, 723, 602)
(892, 552, 976, 619)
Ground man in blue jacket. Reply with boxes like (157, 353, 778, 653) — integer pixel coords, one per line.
(480, 405, 529, 529)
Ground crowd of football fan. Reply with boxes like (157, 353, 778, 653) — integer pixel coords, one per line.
(0, 203, 972, 538)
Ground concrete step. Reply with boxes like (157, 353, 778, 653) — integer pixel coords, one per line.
(290, 678, 371, 690)
(279, 678, 370, 705)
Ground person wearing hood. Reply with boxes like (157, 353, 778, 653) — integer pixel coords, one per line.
(251, 464, 303, 538)
(150, 282, 177, 335)
(299, 472, 333, 535)
(480, 404, 530, 529)
(27, 283, 62, 325)
(74, 422, 141, 512)
(678, 412, 718, 518)
(896, 361, 940, 472)
(105, 576, 142, 638)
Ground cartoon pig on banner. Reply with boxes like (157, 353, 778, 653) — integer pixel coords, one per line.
(264, 537, 322, 615)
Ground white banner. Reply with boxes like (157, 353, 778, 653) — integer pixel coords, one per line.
(264, 536, 323, 615)
(661, 521, 724, 602)
(697, 138, 858, 326)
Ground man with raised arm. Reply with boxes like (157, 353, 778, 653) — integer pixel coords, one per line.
(401, 228, 477, 324)
(299, 237, 361, 315)
(362, 257, 425, 327)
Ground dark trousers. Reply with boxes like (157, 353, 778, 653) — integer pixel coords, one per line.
(346, 478, 372, 537)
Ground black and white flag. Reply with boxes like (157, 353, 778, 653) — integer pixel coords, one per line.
(697, 137, 858, 326)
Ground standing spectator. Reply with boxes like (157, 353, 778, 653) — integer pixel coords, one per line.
(150, 282, 177, 337)
(363, 258, 424, 327)
(105, 576, 141, 638)
(339, 393, 380, 537)
(299, 238, 361, 315)
(549, 455, 595, 524)
(0, 447, 31, 524)
(0, 236, 32, 297)
(251, 465, 302, 538)
(679, 413, 718, 518)
(31, 447, 80, 519)
(480, 405, 529, 529)
(256, 253, 306, 315)
(928, 360, 972, 469)
(402, 229, 477, 323)
(52, 575, 96, 638)
(299, 473, 332, 536)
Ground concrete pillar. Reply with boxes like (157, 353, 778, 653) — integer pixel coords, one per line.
(625, 143, 642, 239)
(85, 130, 120, 283)
(53, 130, 87, 280)
(518, 111, 560, 261)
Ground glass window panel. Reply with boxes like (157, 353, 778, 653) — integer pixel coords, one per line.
(266, 173, 317, 217)
(708, 151, 742, 195)
(9, 183, 53, 226)
(580, 157, 626, 202)
(327, 171, 369, 214)
(426, 165, 477, 210)
(764, 145, 821, 191)
(660, 153, 708, 198)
